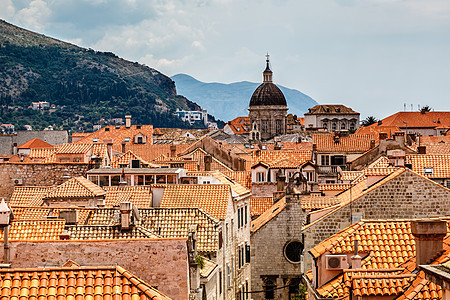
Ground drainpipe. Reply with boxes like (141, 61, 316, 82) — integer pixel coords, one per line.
(3, 225, 9, 264)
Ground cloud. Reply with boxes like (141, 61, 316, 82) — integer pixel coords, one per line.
(15, 0, 51, 31)
(0, 0, 15, 20)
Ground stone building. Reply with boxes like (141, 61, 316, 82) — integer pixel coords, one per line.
(249, 55, 288, 141)
(304, 104, 360, 131)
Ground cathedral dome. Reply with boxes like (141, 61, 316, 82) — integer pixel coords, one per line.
(249, 55, 287, 107)
(249, 82, 287, 106)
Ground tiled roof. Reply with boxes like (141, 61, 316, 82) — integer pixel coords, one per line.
(200, 256, 218, 278)
(369, 111, 450, 129)
(226, 117, 250, 134)
(363, 167, 398, 177)
(249, 197, 273, 217)
(305, 104, 359, 115)
(340, 171, 363, 182)
(252, 150, 311, 168)
(251, 197, 286, 232)
(75, 124, 153, 146)
(9, 186, 51, 206)
(319, 183, 351, 192)
(139, 208, 220, 253)
(55, 143, 93, 154)
(0, 220, 65, 241)
(104, 186, 152, 208)
(45, 177, 106, 199)
(11, 206, 53, 220)
(355, 125, 402, 141)
(313, 134, 375, 153)
(419, 135, 450, 144)
(211, 171, 250, 196)
(222, 171, 252, 190)
(66, 224, 160, 240)
(300, 196, 341, 210)
(115, 144, 190, 162)
(0, 266, 170, 300)
(367, 156, 392, 168)
(153, 128, 209, 144)
(110, 150, 158, 168)
(28, 148, 56, 159)
(411, 143, 450, 155)
(395, 270, 443, 300)
(188, 148, 234, 172)
(406, 154, 450, 178)
(160, 184, 230, 220)
(17, 138, 53, 149)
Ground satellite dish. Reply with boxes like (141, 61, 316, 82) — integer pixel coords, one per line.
(132, 204, 140, 222)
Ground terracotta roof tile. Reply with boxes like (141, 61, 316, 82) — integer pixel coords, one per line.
(104, 186, 152, 208)
(411, 143, 450, 155)
(110, 150, 158, 168)
(28, 148, 56, 159)
(249, 197, 273, 217)
(355, 125, 402, 141)
(305, 104, 359, 115)
(252, 150, 312, 168)
(0, 266, 170, 299)
(45, 177, 106, 199)
(200, 256, 218, 278)
(9, 186, 51, 206)
(369, 111, 450, 129)
(17, 138, 53, 149)
(114, 144, 190, 162)
(55, 143, 93, 154)
(0, 220, 65, 241)
(406, 154, 450, 178)
(340, 171, 364, 182)
(160, 184, 230, 220)
(313, 134, 375, 153)
(211, 171, 250, 196)
(222, 171, 252, 190)
(251, 197, 286, 232)
(75, 124, 153, 146)
(301, 196, 341, 210)
(66, 224, 160, 240)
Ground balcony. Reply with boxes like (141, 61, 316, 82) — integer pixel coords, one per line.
(317, 165, 346, 174)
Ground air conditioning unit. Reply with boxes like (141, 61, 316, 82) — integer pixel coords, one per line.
(325, 255, 349, 270)
(13, 178, 23, 186)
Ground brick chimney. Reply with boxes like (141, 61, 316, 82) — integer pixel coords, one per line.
(125, 115, 131, 129)
(351, 240, 362, 269)
(170, 145, 176, 157)
(411, 219, 447, 267)
(104, 139, 113, 163)
(417, 146, 426, 154)
(12, 143, 17, 155)
(273, 170, 286, 203)
(121, 141, 126, 153)
(119, 202, 132, 230)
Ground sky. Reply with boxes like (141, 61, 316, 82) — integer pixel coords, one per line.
(1, 0, 450, 119)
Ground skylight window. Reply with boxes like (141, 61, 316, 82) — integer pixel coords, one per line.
(93, 138, 99, 143)
(424, 167, 434, 175)
(124, 137, 130, 142)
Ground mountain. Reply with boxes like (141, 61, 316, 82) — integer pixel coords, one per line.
(0, 20, 203, 131)
(171, 73, 318, 122)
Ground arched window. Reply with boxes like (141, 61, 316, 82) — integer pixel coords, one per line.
(341, 123, 346, 130)
(332, 123, 337, 131)
(350, 123, 355, 130)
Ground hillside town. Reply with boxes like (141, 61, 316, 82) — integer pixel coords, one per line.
(1, 56, 450, 300)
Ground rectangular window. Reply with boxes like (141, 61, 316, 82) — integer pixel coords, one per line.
(244, 205, 248, 225)
(262, 120, 268, 133)
(226, 265, 230, 288)
(238, 248, 241, 268)
(257, 172, 265, 182)
(276, 119, 282, 134)
(246, 244, 251, 263)
(219, 270, 222, 294)
(320, 155, 330, 166)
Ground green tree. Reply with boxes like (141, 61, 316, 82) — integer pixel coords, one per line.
(361, 116, 378, 127)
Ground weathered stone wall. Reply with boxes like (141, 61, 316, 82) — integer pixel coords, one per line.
(8, 238, 189, 300)
(0, 163, 89, 199)
(303, 169, 450, 270)
(0, 131, 69, 155)
(251, 182, 277, 197)
(250, 198, 306, 300)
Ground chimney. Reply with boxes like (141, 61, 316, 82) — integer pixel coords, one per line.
(119, 202, 132, 230)
(370, 140, 375, 149)
(125, 115, 131, 129)
(59, 210, 78, 225)
(12, 143, 17, 155)
(393, 131, 405, 145)
(379, 132, 388, 140)
(59, 230, 71, 240)
(273, 170, 286, 204)
(351, 240, 362, 269)
(104, 139, 113, 163)
(411, 219, 447, 267)
(312, 143, 317, 152)
(417, 146, 426, 154)
(170, 145, 176, 157)
(204, 155, 212, 171)
(121, 141, 126, 153)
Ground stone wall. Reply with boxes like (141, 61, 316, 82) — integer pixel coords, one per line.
(8, 238, 189, 300)
(0, 131, 69, 155)
(251, 182, 277, 197)
(250, 197, 306, 300)
(0, 162, 90, 199)
(303, 169, 450, 270)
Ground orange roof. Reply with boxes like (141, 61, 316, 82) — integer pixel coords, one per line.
(406, 154, 450, 178)
(28, 148, 56, 159)
(75, 124, 153, 146)
(251, 197, 286, 232)
(55, 143, 93, 154)
(252, 150, 311, 168)
(419, 135, 450, 144)
(17, 138, 53, 149)
(117, 144, 190, 162)
(411, 143, 450, 155)
(104, 186, 152, 208)
(222, 171, 252, 190)
(396, 270, 444, 300)
(301, 196, 341, 210)
(9, 186, 51, 206)
(305, 104, 359, 115)
(211, 171, 250, 196)
(0, 266, 171, 299)
(250, 197, 273, 217)
(110, 150, 158, 168)
(313, 134, 374, 153)
(160, 184, 230, 220)
(370, 111, 450, 129)
(319, 183, 351, 192)
(226, 117, 250, 134)
(0, 219, 65, 241)
(355, 125, 402, 141)
(45, 177, 106, 199)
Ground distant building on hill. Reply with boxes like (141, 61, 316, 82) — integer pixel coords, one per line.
(176, 109, 208, 126)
